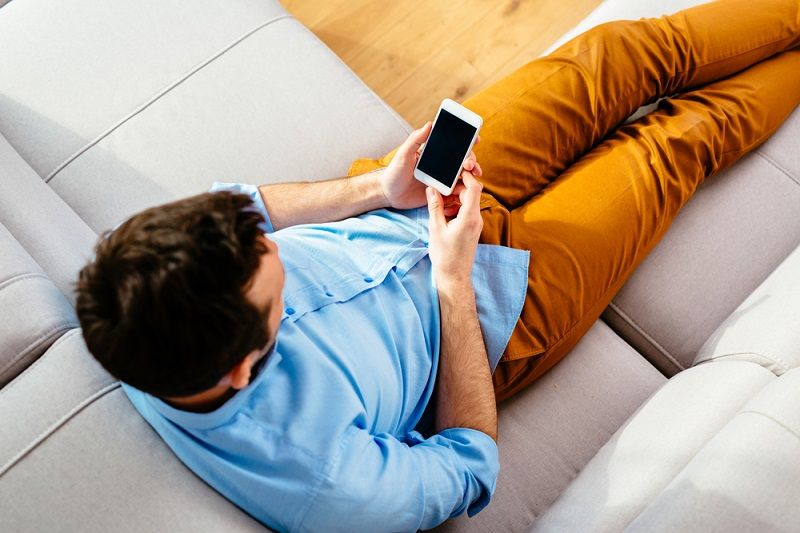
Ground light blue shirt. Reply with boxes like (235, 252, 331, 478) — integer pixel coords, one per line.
(122, 182, 529, 532)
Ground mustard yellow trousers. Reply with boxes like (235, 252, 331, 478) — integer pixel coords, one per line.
(350, 0, 800, 402)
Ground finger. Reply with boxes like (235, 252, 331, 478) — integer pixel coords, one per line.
(474, 135, 481, 146)
(458, 171, 483, 215)
(473, 161, 483, 177)
(465, 150, 480, 171)
(426, 187, 446, 230)
(447, 183, 466, 198)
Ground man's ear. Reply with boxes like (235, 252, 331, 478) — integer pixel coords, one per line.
(223, 350, 259, 390)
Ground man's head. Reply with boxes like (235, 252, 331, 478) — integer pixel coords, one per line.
(76, 191, 284, 401)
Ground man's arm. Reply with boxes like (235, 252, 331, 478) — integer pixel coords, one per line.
(258, 170, 387, 231)
(257, 122, 431, 231)
(427, 172, 497, 441)
(257, 122, 482, 231)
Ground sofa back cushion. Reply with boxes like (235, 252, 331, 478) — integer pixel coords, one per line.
(0, 0, 410, 236)
(0, 0, 287, 179)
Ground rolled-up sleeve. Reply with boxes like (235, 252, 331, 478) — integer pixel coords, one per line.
(209, 181, 274, 233)
(299, 425, 499, 532)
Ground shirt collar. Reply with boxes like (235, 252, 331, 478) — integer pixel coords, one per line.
(145, 339, 283, 430)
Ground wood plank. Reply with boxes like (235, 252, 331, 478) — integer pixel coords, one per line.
(343, 0, 497, 99)
(302, 0, 417, 61)
(279, 0, 350, 28)
(485, 0, 600, 84)
(383, 0, 602, 125)
(280, 0, 605, 125)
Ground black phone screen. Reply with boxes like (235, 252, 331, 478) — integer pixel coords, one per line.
(417, 109, 477, 187)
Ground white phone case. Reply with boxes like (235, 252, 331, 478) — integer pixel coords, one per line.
(413, 98, 483, 196)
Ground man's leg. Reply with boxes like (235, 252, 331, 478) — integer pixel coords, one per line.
(464, 0, 800, 209)
(488, 48, 800, 402)
(349, 1, 799, 179)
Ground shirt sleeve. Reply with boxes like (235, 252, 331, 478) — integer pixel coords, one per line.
(209, 181, 274, 233)
(300, 425, 500, 532)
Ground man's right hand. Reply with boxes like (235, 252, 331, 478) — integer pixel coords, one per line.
(426, 171, 484, 287)
(427, 169, 497, 441)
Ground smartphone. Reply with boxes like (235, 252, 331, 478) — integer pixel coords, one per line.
(414, 98, 483, 196)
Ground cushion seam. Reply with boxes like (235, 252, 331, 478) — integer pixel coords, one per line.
(606, 301, 684, 373)
(44, 13, 294, 184)
(755, 149, 800, 188)
(738, 410, 800, 443)
(0, 322, 77, 379)
(695, 351, 790, 375)
(0, 329, 81, 398)
(0, 382, 121, 478)
(0, 272, 48, 291)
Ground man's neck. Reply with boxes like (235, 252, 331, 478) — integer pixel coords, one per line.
(160, 385, 238, 413)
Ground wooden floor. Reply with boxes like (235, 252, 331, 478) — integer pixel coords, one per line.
(280, 0, 603, 126)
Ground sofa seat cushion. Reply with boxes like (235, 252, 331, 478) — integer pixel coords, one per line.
(603, 109, 800, 376)
(532, 360, 782, 532)
(0, 224, 77, 387)
(694, 242, 800, 375)
(434, 320, 665, 532)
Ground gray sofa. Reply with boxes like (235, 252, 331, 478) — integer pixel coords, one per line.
(1, 0, 798, 531)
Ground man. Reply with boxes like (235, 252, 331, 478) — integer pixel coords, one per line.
(76, 1, 800, 531)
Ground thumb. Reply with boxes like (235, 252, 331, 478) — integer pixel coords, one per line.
(412, 121, 432, 141)
(426, 187, 445, 229)
(399, 122, 432, 160)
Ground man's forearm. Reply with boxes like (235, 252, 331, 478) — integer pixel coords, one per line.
(258, 170, 388, 230)
(434, 278, 498, 441)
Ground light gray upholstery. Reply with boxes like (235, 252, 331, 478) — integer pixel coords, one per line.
(0, 224, 77, 387)
(48, 11, 411, 232)
(0, 329, 267, 532)
(0, 133, 98, 302)
(534, 364, 800, 532)
(0, 0, 287, 177)
(0, 0, 410, 234)
(627, 368, 800, 532)
(532, 361, 776, 531)
(2, 0, 800, 531)
(435, 321, 665, 533)
(695, 243, 800, 375)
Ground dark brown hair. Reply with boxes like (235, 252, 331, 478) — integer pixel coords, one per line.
(76, 191, 270, 397)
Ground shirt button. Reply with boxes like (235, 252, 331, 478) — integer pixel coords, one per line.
(285, 307, 295, 315)
(363, 276, 374, 283)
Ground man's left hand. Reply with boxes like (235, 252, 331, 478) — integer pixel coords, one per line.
(379, 122, 482, 216)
